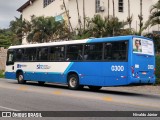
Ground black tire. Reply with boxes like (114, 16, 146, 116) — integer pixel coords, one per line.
(88, 86, 102, 91)
(17, 72, 26, 84)
(68, 74, 81, 90)
(38, 81, 45, 86)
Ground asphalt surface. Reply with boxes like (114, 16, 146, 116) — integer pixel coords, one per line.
(0, 78, 160, 120)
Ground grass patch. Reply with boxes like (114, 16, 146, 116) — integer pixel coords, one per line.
(0, 70, 5, 78)
(156, 55, 160, 84)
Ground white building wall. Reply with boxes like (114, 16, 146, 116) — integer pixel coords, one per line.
(22, 0, 67, 21)
(68, 0, 158, 33)
(20, 0, 159, 44)
(68, 0, 96, 29)
(22, 0, 68, 44)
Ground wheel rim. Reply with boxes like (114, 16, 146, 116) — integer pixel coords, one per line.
(69, 77, 77, 88)
(19, 75, 23, 81)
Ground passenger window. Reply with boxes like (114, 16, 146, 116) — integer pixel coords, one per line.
(15, 49, 24, 61)
(24, 48, 37, 61)
(37, 47, 48, 60)
(49, 46, 65, 61)
(104, 41, 128, 61)
(66, 45, 83, 61)
(84, 43, 103, 60)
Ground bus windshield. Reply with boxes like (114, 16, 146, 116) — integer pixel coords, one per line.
(133, 38, 154, 56)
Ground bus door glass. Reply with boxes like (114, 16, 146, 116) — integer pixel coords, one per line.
(6, 50, 15, 66)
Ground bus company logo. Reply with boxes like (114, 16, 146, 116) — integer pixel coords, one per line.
(111, 65, 124, 72)
(37, 64, 51, 69)
(17, 64, 27, 68)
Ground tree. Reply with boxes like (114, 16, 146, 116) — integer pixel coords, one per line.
(105, 16, 127, 36)
(10, 15, 24, 44)
(83, 0, 86, 30)
(148, 0, 160, 26)
(0, 29, 12, 48)
(26, 16, 69, 43)
(112, 0, 115, 36)
(74, 15, 127, 39)
(112, 0, 115, 17)
(62, 0, 73, 33)
(108, 0, 110, 19)
(144, 33, 160, 54)
(76, 0, 82, 33)
(91, 15, 107, 37)
(127, 0, 132, 30)
(138, 0, 143, 35)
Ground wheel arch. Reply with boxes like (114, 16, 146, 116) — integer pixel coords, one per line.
(16, 69, 24, 78)
(67, 71, 79, 81)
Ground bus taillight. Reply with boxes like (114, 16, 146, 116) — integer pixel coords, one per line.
(154, 68, 156, 74)
(131, 66, 134, 74)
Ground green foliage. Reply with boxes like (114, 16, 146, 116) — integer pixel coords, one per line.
(26, 16, 69, 43)
(73, 15, 129, 39)
(149, 0, 160, 26)
(144, 33, 160, 54)
(9, 15, 24, 45)
(0, 70, 4, 78)
(8, 15, 71, 44)
(156, 55, 160, 84)
(0, 29, 12, 48)
(143, 0, 160, 32)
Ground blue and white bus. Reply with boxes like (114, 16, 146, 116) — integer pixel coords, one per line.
(5, 35, 156, 90)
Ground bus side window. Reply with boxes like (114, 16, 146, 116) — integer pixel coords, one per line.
(49, 46, 65, 61)
(37, 47, 48, 61)
(66, 45, 83, 61)
(84, 43, 103, 61)
(104, 43, 112, 60)
(25, 48, 37, 61)
(104, 41, 128, 61)
(15, 49, 24, 61)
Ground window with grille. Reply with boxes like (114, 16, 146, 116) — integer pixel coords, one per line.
(43, 0, 55, 8)
(118, 0, 123, 12)
(95, 0, 100, 13)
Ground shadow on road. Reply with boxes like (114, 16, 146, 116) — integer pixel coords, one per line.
(8, 80, 160, 99)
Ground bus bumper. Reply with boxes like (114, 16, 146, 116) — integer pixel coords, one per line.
(129, 77, 156, 84)
(5, 72, 16, 79)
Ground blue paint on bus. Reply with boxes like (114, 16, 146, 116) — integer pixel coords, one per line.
(5, 35, 156, 87)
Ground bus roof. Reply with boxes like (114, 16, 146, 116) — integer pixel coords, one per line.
(8, 35, 151, 49)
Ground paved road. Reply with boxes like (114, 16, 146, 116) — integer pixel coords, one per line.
(0, 78, 160, 120)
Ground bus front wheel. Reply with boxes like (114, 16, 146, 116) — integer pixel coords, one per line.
(68, 74, 81, 90)
(17, 72, 26, 84)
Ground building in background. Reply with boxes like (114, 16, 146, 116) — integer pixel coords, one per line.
(0, 47, 7, 70)
(17, 0, 159, 44)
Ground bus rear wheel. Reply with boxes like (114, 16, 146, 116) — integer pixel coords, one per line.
(68, 74, 82, 90)
(88, 86, 102, 91)
(17, 72, 26, 84)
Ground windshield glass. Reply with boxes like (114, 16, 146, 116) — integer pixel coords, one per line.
(133, 38, 154, 56)
(6, 50, 15, 65)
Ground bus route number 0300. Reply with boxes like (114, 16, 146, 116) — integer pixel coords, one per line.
(111, 65, 124, 72)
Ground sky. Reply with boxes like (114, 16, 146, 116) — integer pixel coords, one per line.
(0, 0, 28, 29)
